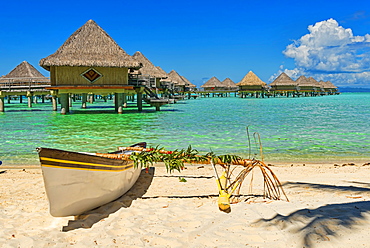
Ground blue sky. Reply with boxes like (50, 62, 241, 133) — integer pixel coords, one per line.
(1, 0, 370, 88)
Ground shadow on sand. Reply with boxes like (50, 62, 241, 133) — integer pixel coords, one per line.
(62, 167, 155, 232)
(255, 181, 370, 247)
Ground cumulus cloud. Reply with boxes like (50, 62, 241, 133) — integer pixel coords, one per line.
(280, 18, 370, 86)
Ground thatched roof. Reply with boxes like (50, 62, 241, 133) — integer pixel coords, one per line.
(236, 71, 266, 86)
(318, 80, 337, 89)
(295, 75, 311, 86)
(168, 70, 186, 86)
(270, 72, 297, 86)
(39, 20, 141, 71)
(201, 76, 222, 88)
(307, 77, 320, 87)
(132, 51, 167, 78)
(221, 78, 237, 88)
(0, 61, 49, 83)
(156, 66, 172, 83)
(181, 76, 196, 88)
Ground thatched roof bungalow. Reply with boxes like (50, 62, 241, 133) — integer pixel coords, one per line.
(39, 19, 143, 113)
(181, 76, 196, 91)
(319, 80, 338, 94)
(269, 72, 298, 92)
(168, 70, 187, 92)
(236, 71, 266, 91)
(307, 77, 321, 89)
(39, 20, 141, 89)
(0, 61, 51, 112)
(0, 61, 49, 84)
(296, 75, 312, 90)
(131, 51, 167, 88)
(201, 76, 224, 91)
(221, 78, 238, 90)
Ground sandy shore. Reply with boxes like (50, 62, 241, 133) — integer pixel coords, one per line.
(1, 162, 370, 248)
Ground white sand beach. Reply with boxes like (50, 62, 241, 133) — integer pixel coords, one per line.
(1, 162, 370, 248)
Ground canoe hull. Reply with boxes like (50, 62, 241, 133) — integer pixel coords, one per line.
(38, 146, 143, 217)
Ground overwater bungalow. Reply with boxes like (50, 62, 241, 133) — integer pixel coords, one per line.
(201, 76, 223, 90)
(130, 51, 173, 109)
(0, 61, 50, 111)
(295, 75, 317, 96)
(179, 75, 198, 99)
(131, 51, 168, 88)
(168, 70, 187, 93)
(269, 72, 298, 97)
(319, 80, 339, 94)
(39, 19, 143, 114)
(181, 76, 197, 92)
(221, 78, 238, 90)
(200, 76, 230, 97)
(218, 78, 238, 97)
(236, 71, 267, 98)
(156, 66, 173, 90)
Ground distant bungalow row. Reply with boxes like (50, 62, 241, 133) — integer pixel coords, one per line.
(200, 71, 339, 98)
(0, 20, 338, 113)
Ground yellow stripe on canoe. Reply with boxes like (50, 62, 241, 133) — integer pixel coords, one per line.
(41, 163, 135, 172)
(40, 157, 134, 170)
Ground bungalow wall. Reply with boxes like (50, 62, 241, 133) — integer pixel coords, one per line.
(50, 66, 129, 86)
(239, 85, 264, 91)
(271, 85, 298, 91)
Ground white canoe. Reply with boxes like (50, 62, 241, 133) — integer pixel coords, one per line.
(36, 142, 146, 217)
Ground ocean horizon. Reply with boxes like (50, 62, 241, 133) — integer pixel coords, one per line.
(0, 92, 369, 166)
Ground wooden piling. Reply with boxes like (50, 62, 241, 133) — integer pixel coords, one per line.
(137, 93, 143, 112)
(0, 96, 4, 112)
(123, 93, 127, 108)
(27, 92, 33, 108)
(116, 93, 124, 114)
(52, 96, 57, 111)
(59, 93, 69, 114)
(81, 93, 87, 108)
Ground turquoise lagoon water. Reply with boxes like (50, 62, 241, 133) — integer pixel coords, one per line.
(0, 93, 369, 166)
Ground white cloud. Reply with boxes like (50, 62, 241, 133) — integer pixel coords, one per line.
(280, 18, 370, 86)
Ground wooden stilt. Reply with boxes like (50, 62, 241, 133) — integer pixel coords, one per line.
(59, 93, 69, 114)
(0, 96, 4, 112)
(52, 96, 57, 111)
(116, 93, 124, 114)
(69, 95, 72, 107)
(82, 93, 87, 108)
(27, 92, 33, 108)
(137, 93, 143, 112)
(89, 94, 94, 104)
(123, 93, 127, 108)
(114, 93, 118, 111)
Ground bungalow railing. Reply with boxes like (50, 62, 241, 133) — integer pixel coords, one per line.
(0, 77, 51, 92)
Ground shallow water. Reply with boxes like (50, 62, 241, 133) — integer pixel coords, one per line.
(0, 93, 369, 166)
